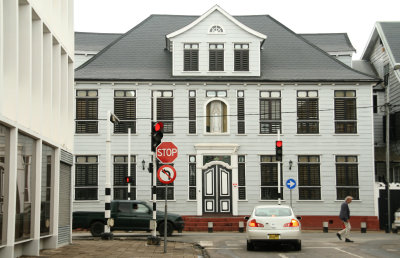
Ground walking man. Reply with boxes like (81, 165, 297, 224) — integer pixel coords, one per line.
(337, 196, 354, 242)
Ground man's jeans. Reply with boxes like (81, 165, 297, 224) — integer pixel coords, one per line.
(338, 221, 351, 239)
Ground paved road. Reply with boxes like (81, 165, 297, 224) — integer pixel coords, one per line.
(72, 231, 400, 258)
(171, 231, 400, 258)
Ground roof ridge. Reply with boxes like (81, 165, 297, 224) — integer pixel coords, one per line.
(75, 31, 123, 35)
(266, 15, 378, 80)
(75, 15, 156, 71)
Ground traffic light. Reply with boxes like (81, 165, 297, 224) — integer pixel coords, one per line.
(276, 140, 283, 161)
(151, 122, 164, 152)
(124, 176, 134, 184)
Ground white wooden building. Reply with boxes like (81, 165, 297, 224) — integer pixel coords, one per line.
(74, 5, 380, 229)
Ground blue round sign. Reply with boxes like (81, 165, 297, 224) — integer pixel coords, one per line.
(286, 178, 297, 189)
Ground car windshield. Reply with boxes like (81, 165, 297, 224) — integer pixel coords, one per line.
(255, 207, 292, 217)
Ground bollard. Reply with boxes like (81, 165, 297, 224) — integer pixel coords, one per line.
(323, 221, 328, 233)
(239, 221, 244, 233)
(361, 222, 367, 233)
(208, 222, 213, 233)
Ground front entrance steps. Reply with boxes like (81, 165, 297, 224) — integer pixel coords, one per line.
(182, 216, 247, 232)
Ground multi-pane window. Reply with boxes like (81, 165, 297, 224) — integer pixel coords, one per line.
(189, 91, 196, 134)
(298, 156, 321, 200)
(209, 44, 224, 71)
(75, 156, 98, 200)
(384, 64, 390, 86)
(184, 43, 199, 71)
(334, 90, 357, 134)
(260, 155, 283, 200)
(234, 44, 249, 71)
(206, 100, 228, 133)
(209, 25, 223, 33)
(188, 156, 196, 200)
(114, 90, 136, 134)
(260, 91, 281, 134)
(373, 95, 378, 114)
(152, 90, 174, 133)
(336, 156, 359, 200)
(237, 91, 245, 134)
(40, 145, 53, 236)
(297, 90, 319, 134)
(113, 155, 136, 200)
(76, 90, 98, 133)
(238, 155, 246, 200)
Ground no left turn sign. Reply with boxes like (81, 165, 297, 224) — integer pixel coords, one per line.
(157, 165, 176, 184)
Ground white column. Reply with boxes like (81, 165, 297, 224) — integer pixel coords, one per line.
(231, 154, 238, 216)
(0, 127, 17, 258)
(31, 18, 43, 134)
(196, 154, 202, 216)
(0, 0, 4, 114)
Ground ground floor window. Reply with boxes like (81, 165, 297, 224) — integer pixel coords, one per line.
(238, 155, 246, 200)
(188, 156, 196, 200)
(0, 124, 10, 245)
(260, 155, 283, 200)
(16, 133, 35, 241)
(113, 155, 136, 200)
(298, 155, 321, 200)
(154, 162, 174, 200)
(40, 144, 54, 236)
(75, 156, 98, 200)
(336, 156, 359, 200)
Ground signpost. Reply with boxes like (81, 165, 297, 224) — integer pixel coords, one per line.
(286, 178, 297, 207)
(156, 142, 178, 164)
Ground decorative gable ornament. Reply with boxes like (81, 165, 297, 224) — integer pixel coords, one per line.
(209, 25, 224, 33)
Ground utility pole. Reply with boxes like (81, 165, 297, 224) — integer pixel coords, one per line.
(385, 78, 391, 233)
(128, 127, 131, 200)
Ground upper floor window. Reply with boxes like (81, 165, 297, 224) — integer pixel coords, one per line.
(234, 44, 249, 71)
(260, 91, 281, 134)
(206, 90, 227, 98)
(237, 91, 245, 134)
(206, 100, 228, 133)
(114, 90, 136, 134)
(384, 64, 390, 86)
(76, 90, 98, 134)
(209, 25, 224, 33)
(297, 90, 319, 134)
(209, 44, 224, 71)
(152, 90, 174, 133)
(334, 90, 357, 134)
(184, 43, 199, 71)
(189, 90, 196, 134)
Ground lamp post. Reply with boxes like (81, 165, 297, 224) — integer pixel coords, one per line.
(102, 111, 119, 240)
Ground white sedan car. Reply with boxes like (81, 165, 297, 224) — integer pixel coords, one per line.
(246, 205, 302, 251)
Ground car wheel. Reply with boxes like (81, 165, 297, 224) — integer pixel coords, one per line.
(90, 221, 104, 237)
(294, 240, 301, 251)
(247, 240, 255, 251)
(158, 222, 173, 237)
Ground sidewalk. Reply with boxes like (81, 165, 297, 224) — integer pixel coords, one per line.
(22, 238, 205, 258)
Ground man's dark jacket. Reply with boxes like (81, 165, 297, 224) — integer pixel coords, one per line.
(339, 202, 350, 222)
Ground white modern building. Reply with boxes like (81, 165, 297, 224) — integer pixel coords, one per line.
(0, 0, 74, 257)
(74, 5, 380, 230)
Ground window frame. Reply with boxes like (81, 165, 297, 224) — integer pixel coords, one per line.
(152, 90, 174, 134)
(260, 155, 283, 200)
(234, 43, 249, 71)
(188, 155, 197, 200)
(298, 155, 321, 200)
(238, 155, 246, 200)
(259, 91, 282, 134)
(189, 90, 196, 134)
(237, 90, 245, 134)
(75, 156, 98, 201)
(297, 90, 319, 134)
(113, 90, 137, 134)
(209, 43, 224, 71)
(334, 90, 357, 134)
(205, 98, 229, 134)
(75, 90, 98, 134)
(113, 155, 136, 200)
(335, 155, 359, 200)
(184, 43, 199, 71)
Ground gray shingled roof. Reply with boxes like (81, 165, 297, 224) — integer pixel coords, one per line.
(75, 15, 378, 82)
(352, 60, 378, 77)
(300, 33, 356, 53)
(75, 32, 122, 51)
(379, 22, 400, 64)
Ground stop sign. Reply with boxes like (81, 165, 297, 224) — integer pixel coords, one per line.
(156, 142, 178, 163)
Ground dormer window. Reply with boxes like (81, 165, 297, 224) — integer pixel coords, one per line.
(209, 25, 223, 33)
(234, 44, 249, 71)
(184, 43, 199, 71)
(209, 44, 224, 71)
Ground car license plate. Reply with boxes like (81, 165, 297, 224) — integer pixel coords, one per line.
(268, 234, 280, 240)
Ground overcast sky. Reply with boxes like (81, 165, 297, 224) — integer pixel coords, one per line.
(74, 0, 400, 59)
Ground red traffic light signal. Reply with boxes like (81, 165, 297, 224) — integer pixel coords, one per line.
(125, 176, 134, 184)
(154, 122, 164, 132)
(276, 140, 283, 161)
(151, 122, 164, 152)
